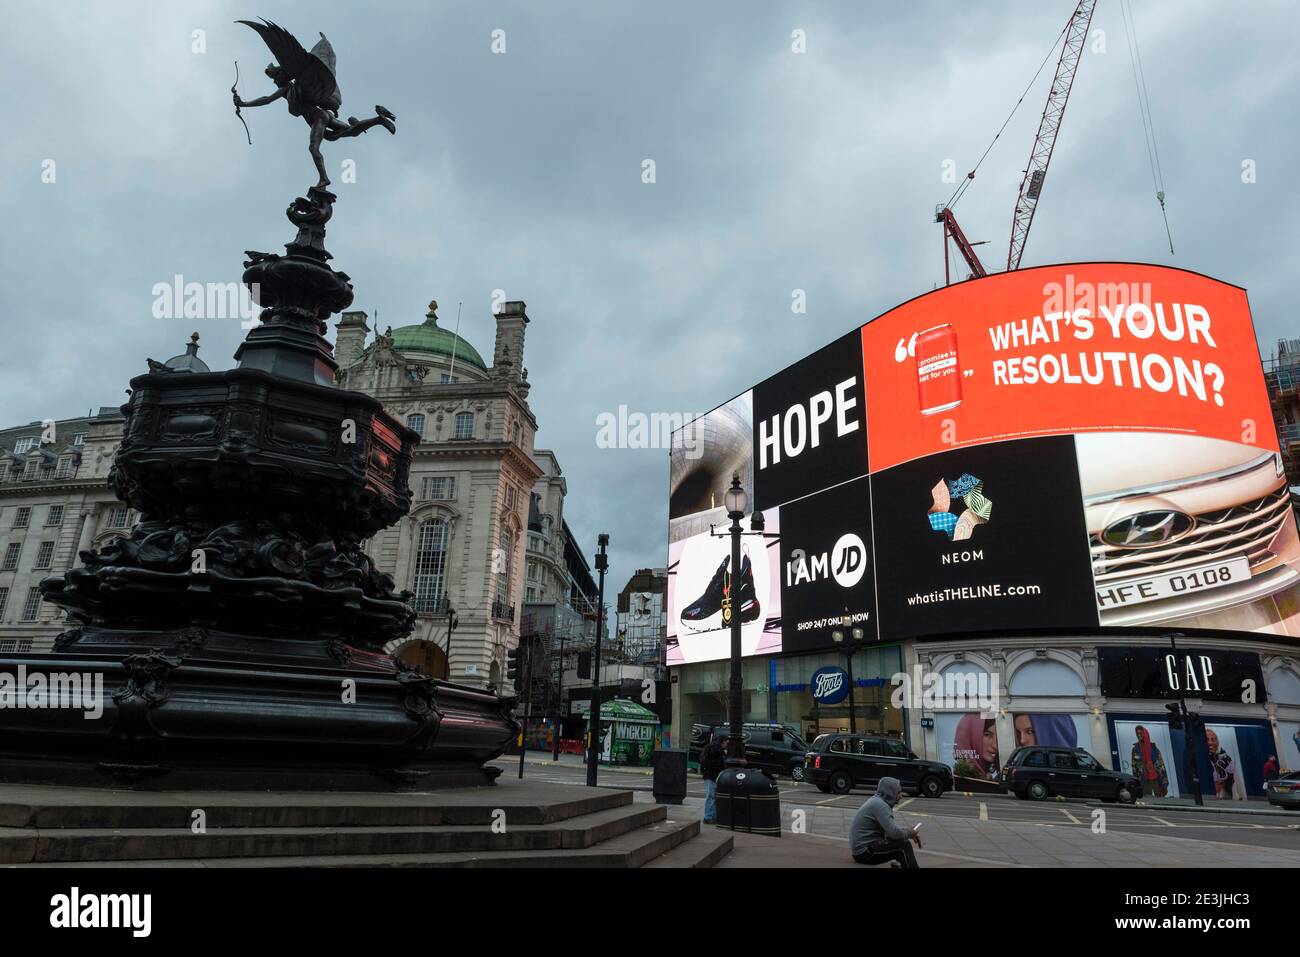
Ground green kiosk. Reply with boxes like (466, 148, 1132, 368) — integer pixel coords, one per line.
(588, 698, 660, 766)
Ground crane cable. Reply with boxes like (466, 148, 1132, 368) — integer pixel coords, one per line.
(945, 13, 1073, 211)
(1121, 0, 1174, 254)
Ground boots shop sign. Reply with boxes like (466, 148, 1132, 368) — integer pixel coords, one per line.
(667, 264, 1300, 667)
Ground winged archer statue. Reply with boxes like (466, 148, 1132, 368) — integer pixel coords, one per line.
(234, 18, 396, 188)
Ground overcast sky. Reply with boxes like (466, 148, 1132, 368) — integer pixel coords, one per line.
(1, 0, 1295, 593)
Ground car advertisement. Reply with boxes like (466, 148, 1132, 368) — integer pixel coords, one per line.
(668, 264, 1300, 666)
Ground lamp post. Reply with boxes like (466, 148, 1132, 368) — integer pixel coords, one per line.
(723, 474, 747, 764)
(1168, 632, 1204, 807)
(552, 632, 566, 761)
(831, 619, 866, 735)
(586, 534, 610, 787)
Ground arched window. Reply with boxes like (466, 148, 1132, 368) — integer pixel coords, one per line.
(1008, 659, 1085, 696)
(413, 519, 449, 613)
(407, 413, 426, 437)
(455, 412, 475, 440)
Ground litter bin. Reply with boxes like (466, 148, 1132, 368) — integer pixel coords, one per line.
(652, 749, 687, 805)
(715, 766, 781, 836)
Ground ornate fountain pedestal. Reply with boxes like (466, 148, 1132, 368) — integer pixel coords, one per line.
(0, 187, 517, 791)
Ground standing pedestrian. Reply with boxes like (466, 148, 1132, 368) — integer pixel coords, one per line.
(849, 777, 922, 868)
(700, 730, 729, 824)
(1263, 754, 1280, 786)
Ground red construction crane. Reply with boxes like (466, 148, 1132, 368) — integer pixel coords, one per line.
(937, 0, 1099, 284)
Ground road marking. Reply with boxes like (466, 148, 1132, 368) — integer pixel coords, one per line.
(1059, 808, 1082, 825)
(1152, 816, 1176, 827)
(817, 796, 849, 805)
(897, 797, 915, 810)
(979, 802, 988, 821)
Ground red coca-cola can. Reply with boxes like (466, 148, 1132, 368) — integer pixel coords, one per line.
(916, 323, 962, 415)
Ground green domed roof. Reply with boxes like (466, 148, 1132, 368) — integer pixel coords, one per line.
(390, 302, 487, 371)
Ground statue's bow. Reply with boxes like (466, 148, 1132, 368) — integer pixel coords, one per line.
(232, 60, 252, 145)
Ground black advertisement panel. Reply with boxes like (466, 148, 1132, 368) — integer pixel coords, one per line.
(871, 435, 1098, 640)
(777, 476, 877, 651)
(1099, 647, 1265, 702)
(751, 330, 868, 512)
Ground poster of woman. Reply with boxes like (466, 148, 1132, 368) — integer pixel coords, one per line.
(1205, 726, 1247, 801)
(1012, 713, 1084, 749)
(1128, 725, 1170, 798)
(1114, 721, 1181, 798)
(949, 713, 1000, 780)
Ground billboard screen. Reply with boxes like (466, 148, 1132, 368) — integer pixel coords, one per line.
(668, 263, 1300, 666)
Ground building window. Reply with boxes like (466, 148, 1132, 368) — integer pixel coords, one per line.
(0, 639, 33, 653)
(56, 457, 74, 479)
(412, 519, 449, 613)
(497, 527, 514, 604)
(109, 507, 129, 528)
(0, 587, 8, 619)
(504, 485, 517, 512)
(407, 413, 426, 437)
(440, 374, 458, 384)
(0, 464, 8, 483)
(528, 562, 540, 581)
(526, 586, 537, 602)
(454, 412, 474, 440)
(512, 422, 522, 446)
(72, 432, 86, 446)
(20, 587, 42, 622)
(33, 542, 54, 569)
(2, 544, 19, 570)
(22, 460, 37, 481)
(46, 505, 64, 526)
(421, 475, 456, 501)
(13, 437, 37, 455)
(13, 507, 30, 528)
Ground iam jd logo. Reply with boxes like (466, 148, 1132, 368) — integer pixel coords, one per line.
(811, 666, 850, 705)
(927, 472, 993, 542)
(786, 533, 868, 589)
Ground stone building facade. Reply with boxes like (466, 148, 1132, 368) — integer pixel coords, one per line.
(1, 305, 582, 696)
(0, 408, 133, 652)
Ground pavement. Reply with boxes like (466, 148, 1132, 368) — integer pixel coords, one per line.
(494, 756, 1300, 867)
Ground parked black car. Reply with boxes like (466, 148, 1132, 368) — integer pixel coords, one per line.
(688, 722, 811, 781)
(1003, 746, 1141, 803)
(803, 733, 953, 798)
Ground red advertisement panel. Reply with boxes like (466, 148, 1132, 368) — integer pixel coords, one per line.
(860, 264, 1276, 474)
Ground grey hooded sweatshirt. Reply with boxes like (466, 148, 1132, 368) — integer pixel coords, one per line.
(849, 776, 908, 856)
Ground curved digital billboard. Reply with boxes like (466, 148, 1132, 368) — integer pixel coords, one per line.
(667, 263, 1298, 666)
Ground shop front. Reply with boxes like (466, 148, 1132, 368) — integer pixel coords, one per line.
(673, 644, 906, 745)
(908, 634, 1300, 798)
(1100, 645, 1275, 799)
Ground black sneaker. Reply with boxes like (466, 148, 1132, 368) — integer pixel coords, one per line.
(733, 554, 761, 625)
(681, 556, 729, 629)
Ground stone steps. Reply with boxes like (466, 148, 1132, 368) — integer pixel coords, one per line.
(23, 817, 702, 869)
(642, 823, 734, 868)
(0, 785, 629, 829)
(0, 782, 731, 868)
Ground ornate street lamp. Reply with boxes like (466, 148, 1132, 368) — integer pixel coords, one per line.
(831, 619, 867, 734)
(723, 474, 747, 763)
